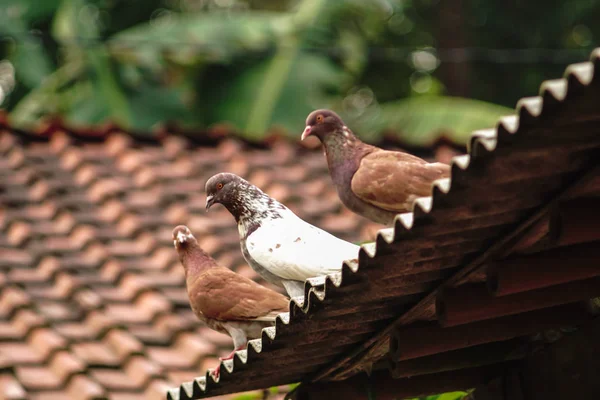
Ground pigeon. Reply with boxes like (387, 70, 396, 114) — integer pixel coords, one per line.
(205, 173, 360, 298)
(302, 109, 451, 225)
(172, 225, 288, 379)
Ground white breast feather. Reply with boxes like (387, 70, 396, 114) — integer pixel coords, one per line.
(246, 210, 359, 281)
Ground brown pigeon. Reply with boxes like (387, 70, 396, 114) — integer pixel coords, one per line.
(172, 225, 289, 379)
(302, 109, 451, 225)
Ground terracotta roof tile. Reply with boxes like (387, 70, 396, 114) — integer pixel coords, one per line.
(71, 342, 122, 368)
(145, 379, 176, 400)
(36, 301, 82, 322)
(0, 288, 31, 318)
(73, 289, 104, 311)
(15, 365, 63, 390)
(0, 373, 27, 400)
(127, 326, 172, 347)
(11, 310, 47, 336)
(28, 328, 68, 359)
(125, 356, 164, 381)
(146, 347, 197, 370)
(153, 314, 197, 336)
(105, 330, 144, 360)
(0, 343, 45, 365)
(65, 374, 107, 400)
(0, 249, 34, 269)
(48, 351, 86, 379)
(0, 323, 21, 341)
(175, 334, 217, 358)
(90, 368, 143, 390)
(27, 273, 77, 300)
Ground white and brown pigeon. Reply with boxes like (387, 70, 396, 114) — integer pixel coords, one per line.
(172, 225, 288, 379)
(205, 173, 360, 298)
(302, 109, 451, 225)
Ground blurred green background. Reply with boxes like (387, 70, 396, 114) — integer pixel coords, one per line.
(0, 0, 598, 146)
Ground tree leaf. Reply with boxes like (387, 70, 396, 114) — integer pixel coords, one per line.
(127, 81, 202, 130)
(52, 0, 132, 128)
(203, 0, 351, 138)
(1, 0, 62, 23)
(431, 391, 469, 400)
(348, 96, 513, 146)
(207, 52, 346, 139)
(108, 11, 280, 70)
(406, 391, 469, 400)
(9, 61, 84, 129)
(0, 14, 53, 89)
(6, 36, 54, 89)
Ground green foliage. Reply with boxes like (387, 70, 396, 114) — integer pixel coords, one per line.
(230, 383, 297, 400)
(407, 391, 469, 400)
(1, 0, 597, 144)
(348, 96, 512, 145)
(0, 0, 520, 145)
(231, 393, 263, 400)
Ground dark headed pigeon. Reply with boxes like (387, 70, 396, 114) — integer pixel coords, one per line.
(302, 109, 450, 225)
(172, 225, 288, 379)
(205, 173, 359, 298)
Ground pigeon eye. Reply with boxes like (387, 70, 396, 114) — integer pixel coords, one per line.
(216, 183, 224, 190)
(316, 115, 323, 123)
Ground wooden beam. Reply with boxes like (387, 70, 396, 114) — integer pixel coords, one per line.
(436, 277, 600, 327)
(389, 303, 591, 361)
(390, 339, 527, 378)
(509, 195, 600, 255)
(487, 241, 600, 296)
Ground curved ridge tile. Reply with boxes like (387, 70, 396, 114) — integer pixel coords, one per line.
(540, 79, 568, 106)
(565, 62, 594, 87)
(516, 97, 543, 128)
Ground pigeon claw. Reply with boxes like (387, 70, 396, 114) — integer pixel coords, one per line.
(212, 346, 244, 380)
(211, 365, 221, 380)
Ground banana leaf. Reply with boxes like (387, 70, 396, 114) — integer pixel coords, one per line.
(348, 96, 513, 146)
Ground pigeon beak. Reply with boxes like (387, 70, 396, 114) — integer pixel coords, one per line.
(177, 231, 188, 244)
(205, 195, 215, 211)
(301, 126, 311, 141)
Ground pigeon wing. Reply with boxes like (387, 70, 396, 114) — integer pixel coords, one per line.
(351, 149, 450, 213)
(245, 216, 359, 282)
(188, 267, 289, 322)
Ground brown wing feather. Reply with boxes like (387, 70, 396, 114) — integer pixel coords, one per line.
(351, 149, 450, 213)
(188, 267, 289, 322)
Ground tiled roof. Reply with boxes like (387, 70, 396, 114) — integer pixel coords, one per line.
(0, 119, 430, 398)
(164, 49, 600, 399)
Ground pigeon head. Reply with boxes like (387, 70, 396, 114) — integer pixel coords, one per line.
(205, 172, 247, 212)
(172, 225, 196, 250)
(172, 225, 218, 275)
(302, 109, 346, 142)
(205, 172, 285, 226)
